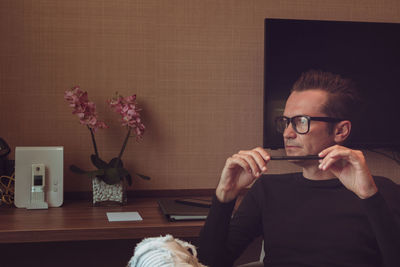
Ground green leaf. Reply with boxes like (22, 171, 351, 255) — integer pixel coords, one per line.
(136, 173, 151, 180)
(125, 173, 132, 186)
(90, 154, 108, 169)
(70, 165, 88, 174)
(103, 167, 122, 185)
(118, 168, 132, 186)
(86, 169, 105, 179)
(109, 157, 123, 168)
(118, 168, 130, 177)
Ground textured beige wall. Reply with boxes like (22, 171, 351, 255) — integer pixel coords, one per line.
(1, 0, 399, 192)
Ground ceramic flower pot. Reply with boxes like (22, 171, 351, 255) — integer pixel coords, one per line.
(92, 177, 127, 206)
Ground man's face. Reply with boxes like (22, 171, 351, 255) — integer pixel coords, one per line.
(283, 89, 336, 159)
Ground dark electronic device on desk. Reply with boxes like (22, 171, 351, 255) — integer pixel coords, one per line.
(175, 198, 212, 208)
(0, 138, 14, 177)
(158, 198, 210, 221)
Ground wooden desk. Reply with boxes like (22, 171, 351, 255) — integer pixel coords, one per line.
(0, 198, 205, 244)
(0, 194, 259, 267)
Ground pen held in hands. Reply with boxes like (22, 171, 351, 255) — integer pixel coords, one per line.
(270, 155, 323, 160)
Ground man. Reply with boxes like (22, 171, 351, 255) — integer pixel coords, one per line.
(198, 70, 400, 267)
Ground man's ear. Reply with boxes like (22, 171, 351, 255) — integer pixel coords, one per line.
(334, 120, 351, 144)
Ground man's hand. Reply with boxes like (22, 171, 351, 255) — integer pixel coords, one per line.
(216, 147, 270, 203)
(318, 145, 378, 199)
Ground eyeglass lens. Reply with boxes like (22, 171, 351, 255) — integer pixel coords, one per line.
(276, 116, 309, 134)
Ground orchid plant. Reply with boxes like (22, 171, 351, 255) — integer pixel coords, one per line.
(64, 86, 150, 186)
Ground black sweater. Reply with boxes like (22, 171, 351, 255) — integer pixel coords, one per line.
(199, 173, 400, 267)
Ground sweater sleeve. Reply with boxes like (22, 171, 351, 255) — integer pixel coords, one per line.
(361, 191, 400, 267)
(198, 195, 236, 266)
(198, 184, 263, 267)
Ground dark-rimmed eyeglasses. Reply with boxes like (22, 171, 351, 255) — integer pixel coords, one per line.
(275, 115, 344, 134)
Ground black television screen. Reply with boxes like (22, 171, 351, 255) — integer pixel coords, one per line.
(263, 18, 400, 150)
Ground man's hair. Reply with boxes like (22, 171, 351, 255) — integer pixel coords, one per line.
(291, 69, 360, 122)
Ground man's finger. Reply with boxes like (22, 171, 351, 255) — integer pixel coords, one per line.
(239, 150, 268, 174)
(232, 154, 260, 177)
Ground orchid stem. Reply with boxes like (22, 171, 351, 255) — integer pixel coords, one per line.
(88, 126, 99, 157)
(118, 128, 131, 160)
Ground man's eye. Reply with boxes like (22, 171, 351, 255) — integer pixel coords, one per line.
(295, 117, 307, 125)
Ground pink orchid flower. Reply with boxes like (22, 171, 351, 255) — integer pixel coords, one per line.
(109, 93, 145, 140)
(64, 86, 108, 132)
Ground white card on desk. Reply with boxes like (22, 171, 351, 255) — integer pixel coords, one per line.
(106, 212, 143, 222)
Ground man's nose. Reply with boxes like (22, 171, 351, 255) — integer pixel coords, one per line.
(283, 122, 297, 139)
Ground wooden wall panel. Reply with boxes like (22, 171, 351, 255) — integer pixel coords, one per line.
(1, 0, 399, 192)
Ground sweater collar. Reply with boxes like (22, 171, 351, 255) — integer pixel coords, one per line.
(295, 172, 343, 188)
